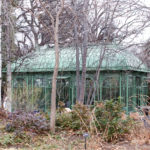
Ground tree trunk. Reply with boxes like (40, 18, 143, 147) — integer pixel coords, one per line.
(78, 0, 89, 104)
(0, 0, 2, 108)
(50, 14, 60, 133)
(6, 61, 12, 112)
(90, 49, 106, 104)
(75, 36, 80, 100)
(74, 0, 80, 100)
(4, 0, 12, 112)
(79, 44, 87, 104)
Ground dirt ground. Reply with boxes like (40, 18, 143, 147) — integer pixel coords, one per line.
(0, 132, 150, 150)
(0, 113, 150, 150)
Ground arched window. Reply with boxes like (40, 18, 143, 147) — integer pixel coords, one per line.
(102, 76, 119, 100)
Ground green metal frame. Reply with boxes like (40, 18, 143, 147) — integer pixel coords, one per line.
(10, 45, 150, 113)
(12, 71, 149, 113)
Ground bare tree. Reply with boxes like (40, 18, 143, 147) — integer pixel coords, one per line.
(50, 0, 64, 133)
(16, 0, 42, 51)
(37, 0, 65, 133)
(78, 0, 90, 103)
(2, 0, 16, 111)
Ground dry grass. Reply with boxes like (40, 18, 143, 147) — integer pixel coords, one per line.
(0, 129, 150, 150)
(129, 120, 150, 145)
(0, 110, 150, 149)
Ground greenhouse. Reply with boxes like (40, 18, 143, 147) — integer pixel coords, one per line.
(11, 44, 150, 113)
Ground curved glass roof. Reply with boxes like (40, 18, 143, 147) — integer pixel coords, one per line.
(11, 44, 149, 73)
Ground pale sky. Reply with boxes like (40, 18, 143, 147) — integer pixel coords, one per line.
(138, 0, 150, 43)
(15, 0, 150, 46)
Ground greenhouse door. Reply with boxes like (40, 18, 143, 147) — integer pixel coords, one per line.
(56, 78, 71, 108)
(136, 77, 141, 107)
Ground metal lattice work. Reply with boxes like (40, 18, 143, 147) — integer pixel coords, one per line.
(12, 44, 148, 72)
(11, 45, 150, 113)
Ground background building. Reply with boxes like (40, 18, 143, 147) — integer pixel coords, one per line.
(11, 44, 150, 113)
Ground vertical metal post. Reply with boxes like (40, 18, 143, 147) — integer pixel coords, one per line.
(126, 74, 129, 114)
(140, 77, 143, 106)
(141, 86, 143, 106)
(72, 86, 74, 107)
(119, 73, 122, 103)
(27, 76, 29, 101)
(45, 84, 47, 112)
(32, 76, 33, 109)
(110, 76, 111, 100)
(69, 86, 71, 106)
(100, 76, 102, 101)
(133, 76, 136, 108)
(83, 133, 88, 150)
(69, 79, 71, 108)
(94, 81, 96, 104)
(11, 76, 13, 107)
(85, 138, 87, 150)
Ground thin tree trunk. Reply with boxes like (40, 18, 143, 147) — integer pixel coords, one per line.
(90, 48, 106, 104)
(4, 0, 12, 112)
(78, 0, 89, 103)
(6, 61, 12, 112)
(50, 14, 60, 134)
(74, 0, 80, 100)
(79, 44, 87, 104)
(39, 0, 64, 134)
(0, 0, 2, 108)
(75, 34, 80, 100)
